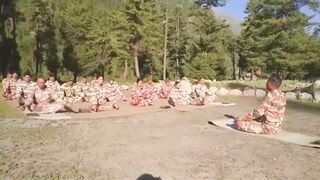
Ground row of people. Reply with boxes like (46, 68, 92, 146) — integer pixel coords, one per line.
(2, 73, 217, 112)
(2, 72, 288, 135)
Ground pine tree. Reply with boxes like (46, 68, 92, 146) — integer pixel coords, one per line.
(238, 0, 320, 79)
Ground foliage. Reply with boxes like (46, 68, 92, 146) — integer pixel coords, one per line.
(0, 0, 318, 82)
(238, 0, 320, 80)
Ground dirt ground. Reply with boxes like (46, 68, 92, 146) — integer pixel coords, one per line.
(0, 97, 320, 180)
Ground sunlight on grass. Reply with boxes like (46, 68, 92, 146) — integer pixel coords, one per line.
(0, 87, 23, 118)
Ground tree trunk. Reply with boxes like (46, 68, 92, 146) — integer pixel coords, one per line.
(124, 59, 128, 81)
(163, 9, 168, 80)
(231, 49, 236, 80)
(73, 72, 78, 83)
(133, 46, 140, 78)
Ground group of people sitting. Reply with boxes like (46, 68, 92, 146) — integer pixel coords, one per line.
(1, 72, 216, 114)
(2, 72, 287, 135)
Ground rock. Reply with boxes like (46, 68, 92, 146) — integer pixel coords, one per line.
(285, 92, 297, 100)
(181, 80, 192, 94)
(216, 88, 229, 96)
(243, 89, 256, 96)
(314, 90, 320, 102)
(313, 80, 320, 102)
(209, 86, 218, 93)
(120, 85, 129, 91)
(228, 89, 242, 96)
(298, 92, 313, 100)
(256, 89, 266, 97)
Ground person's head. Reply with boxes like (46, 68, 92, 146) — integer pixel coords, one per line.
(199, 78, 205, 85)
(37, 77, 46, 89)
(49, 75, 55, 82)
(136, 78, 143, 85)
(97, 76, 104, 85)
(266, 74, 282, 91)
(12, 72, 18, 79)
(94, 73, 99, 80)
(164, 78, 170, 85)
(174, 81, 181, 89)
(23, 72, 31, 83)
(6, 72, 12, 79)
(109, 79, 114, 85)
(81, 77, 87, 83)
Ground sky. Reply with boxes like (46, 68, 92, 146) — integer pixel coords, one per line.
(212, 0, 320, 23)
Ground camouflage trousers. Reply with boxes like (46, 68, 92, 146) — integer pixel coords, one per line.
(234, 113, 280, 135)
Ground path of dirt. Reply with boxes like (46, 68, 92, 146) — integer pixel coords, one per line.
(0, 97, 319, 179)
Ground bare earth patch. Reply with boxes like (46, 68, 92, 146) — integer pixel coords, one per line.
(0, 97, 319, 179)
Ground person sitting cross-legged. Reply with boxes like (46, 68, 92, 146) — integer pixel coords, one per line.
(168, 81, 192, 107)
(234, 74, 287, 135)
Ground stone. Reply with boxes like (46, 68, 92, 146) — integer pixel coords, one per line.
(298, 92, 313, 101)
(313, 80, 320, 102)
(216, 88, 229, 96)
(209, 86, 218, 93)
(120, 85, 129, 91)
(256, 89, 266, 97)
(228, 89, 242, 96)
(243, 89, 256, 96)
(285, 92, 297, 100)
(314, 90, 320, 102)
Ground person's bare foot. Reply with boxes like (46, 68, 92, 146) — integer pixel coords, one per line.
(113, 104, 120, 110)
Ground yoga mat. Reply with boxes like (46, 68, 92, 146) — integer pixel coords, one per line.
(210, 118, 320, 148)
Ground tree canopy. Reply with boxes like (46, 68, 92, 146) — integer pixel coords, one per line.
(0, 0, 319, 81)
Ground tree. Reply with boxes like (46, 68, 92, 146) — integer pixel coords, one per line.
(112, 0, 163, 79)
(238, 0, 320, 80)
(182, 6, 234, 80)
(0, 0, 20, 76)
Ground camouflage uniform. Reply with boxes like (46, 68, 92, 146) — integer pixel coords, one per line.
(4, 78, 19, 99)
(2, 78, 10, 97)
(130, 84, 153, 106)
(169, 87, 191, 106)
(159, 82, 173, 99)
(89, 83, 115, 112)
(194, 84, 216, 105)
(235, 89, 287, 135)
(16, 80, 36, 109)
(60, 83, 76, 104)
(74, 82, 90, 102)
(33, 86, 64, 113)
(45, 80, 61, 101)
(105, 82, 124, 104)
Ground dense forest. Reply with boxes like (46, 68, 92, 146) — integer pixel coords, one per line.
(0, 0, 319, 82)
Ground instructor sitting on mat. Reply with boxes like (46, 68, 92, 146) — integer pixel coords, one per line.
(234, 74, 287, 135)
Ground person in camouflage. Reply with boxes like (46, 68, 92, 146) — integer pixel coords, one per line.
(32, 77, 65, 113)
(4, 72, 20, 100)
(168, 81, 192, 106)
(105, 79, 124, 104)
(60, 81, 76, 104)
(45, 75, 61, 102)
(131, 78, 153, 107)
(74, 77, 91, 102)
(2, 73, 12, 98)
(89, 76, 119, 112)
(193, 78, 216, 105)
(159, 79, 173, 99)
(16, 73, 36, 111)
(234, 74, 287, 135)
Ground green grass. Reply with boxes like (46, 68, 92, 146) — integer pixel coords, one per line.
(0, 87, 23, 119)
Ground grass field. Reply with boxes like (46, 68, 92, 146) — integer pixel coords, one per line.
(0, 87, 22, 118)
